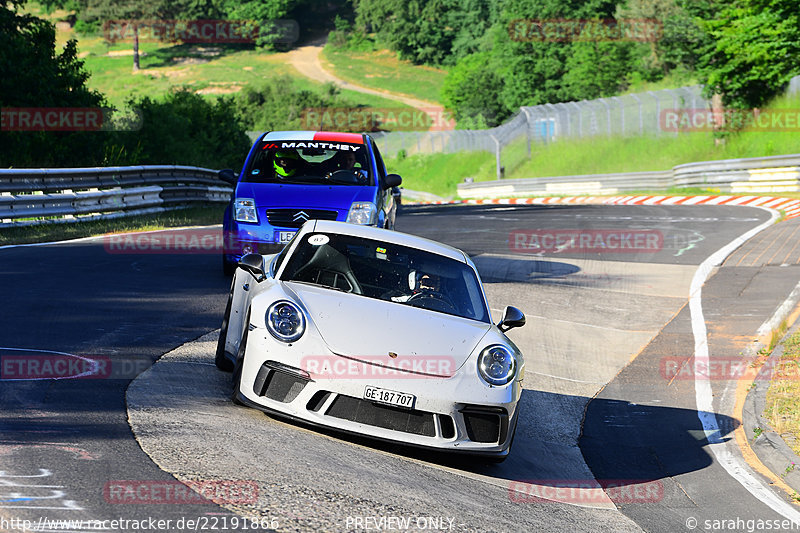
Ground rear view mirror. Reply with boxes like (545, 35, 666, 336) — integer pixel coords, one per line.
(385, 174, 402, 189)
(238, 253, 265, 281)
(498, 306, 525, 332)
(219, 169, 237, 185)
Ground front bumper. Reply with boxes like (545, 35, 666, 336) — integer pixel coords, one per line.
(237, 327, 521, 456)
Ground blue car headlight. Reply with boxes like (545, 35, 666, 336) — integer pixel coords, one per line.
(477, 345, 517, 386)
(266, 301, 306, 342)
(234, 198, 258, 223)
(346, 202, 377, 225)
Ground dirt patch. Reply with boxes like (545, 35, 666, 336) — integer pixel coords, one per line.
(107, 50, 148, 57)
(196, 85, 243, 95)
(172, 57, 211, 65)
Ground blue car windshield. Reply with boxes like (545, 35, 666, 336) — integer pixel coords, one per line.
(243, 141, 373, 186)
(279, 233, 491, 323)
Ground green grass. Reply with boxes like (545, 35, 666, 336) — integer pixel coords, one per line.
(321, 45, 447, 105)
(33, 8, 410, 112)
(0, 205, 225, 246)
(388, 152, 496, 198)
(765, 328, 800, 457)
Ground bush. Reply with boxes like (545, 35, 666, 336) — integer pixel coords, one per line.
(108, 89, 251, 169)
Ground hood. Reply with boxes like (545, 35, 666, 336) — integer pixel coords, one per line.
(236, 182, 375, 210)
(285, 282, 492, 377)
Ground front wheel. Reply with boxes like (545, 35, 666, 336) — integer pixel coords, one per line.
(230, 310, 250, 405)
(214, 280, 235, 372)
(222, 255, 236, 276)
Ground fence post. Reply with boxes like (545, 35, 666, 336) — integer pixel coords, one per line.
(612, 97, 624, 135)
(647, 91, 660, 136)
(491, 135, 502, 180)
(521, 107, 534, 157)
(568, 102, 580, 137)
(631, 93, 643, 135)
(599, 98, 611, 136)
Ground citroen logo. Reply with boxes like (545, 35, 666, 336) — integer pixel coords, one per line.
(293, 211, 310, 222)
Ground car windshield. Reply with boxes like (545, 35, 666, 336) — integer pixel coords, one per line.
(243, 140, 372, 186)
(279, 233, 490, 323)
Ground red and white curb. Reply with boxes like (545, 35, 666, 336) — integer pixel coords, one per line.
(408, 195, 800, 219)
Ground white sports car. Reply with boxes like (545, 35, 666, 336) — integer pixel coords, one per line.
(215, 220, 526, 461)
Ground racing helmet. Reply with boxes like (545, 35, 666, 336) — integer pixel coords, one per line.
(274, 150, 300, 177)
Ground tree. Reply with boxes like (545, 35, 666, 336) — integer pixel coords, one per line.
(89, 0, 170, 70)
(697, 0, 800, 110)
(354, 0, 462, 65)
(0, 0, 108, 166)
(441, 51, 508, 126)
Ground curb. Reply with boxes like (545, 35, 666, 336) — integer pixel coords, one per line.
(743, 317, 800, 496)
(405, 194, 800, 219)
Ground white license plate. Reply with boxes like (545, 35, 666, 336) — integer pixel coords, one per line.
(278, 231, 296, 243)
(363, 386, 416, 410)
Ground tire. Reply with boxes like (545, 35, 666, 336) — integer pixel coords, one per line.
(230, 310, 250, 405)
(214, 280, 235, 372)
(222, 255, 236, 276)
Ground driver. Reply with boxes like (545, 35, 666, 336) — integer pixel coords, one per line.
(418, 273, 440, 292)
(273, 150, 301, 179)
(390, 271, 444, 302)
(333, 150, 368, 182)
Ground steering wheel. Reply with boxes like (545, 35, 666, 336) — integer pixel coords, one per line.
(324, 169, 362, 184)
(407, 290, 458, 314)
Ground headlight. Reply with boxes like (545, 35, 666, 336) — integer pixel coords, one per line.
(266, 301, 305, 342)
(234, 198, 258, 223)
(346, 202, 377, 225)
(477, 345, 517, 386)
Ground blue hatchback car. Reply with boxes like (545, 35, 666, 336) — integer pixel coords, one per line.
(218, 131, 402, 275)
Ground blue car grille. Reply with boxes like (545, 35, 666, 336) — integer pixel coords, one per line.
(265, 209, 338, 228)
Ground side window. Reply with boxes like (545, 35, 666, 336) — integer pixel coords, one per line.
(370, 140, 387, 186)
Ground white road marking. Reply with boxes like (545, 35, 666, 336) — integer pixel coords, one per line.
(0, 225, 222, 251)
(0, 347, 101, 381)
(690, 206, 800, 521)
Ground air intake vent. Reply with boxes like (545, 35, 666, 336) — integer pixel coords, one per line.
(460, 406, 508, 444)
(326, 395, 435, 437)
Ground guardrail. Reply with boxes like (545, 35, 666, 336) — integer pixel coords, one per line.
(0, 166, 231, 227)
(457, 153, 800, 198)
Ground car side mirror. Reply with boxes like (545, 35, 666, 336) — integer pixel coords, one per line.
(498, 306, 525, 332)
(238, 253, 265, 281)
(385, 174, 402, 189)
(219, 169, 237, 185)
